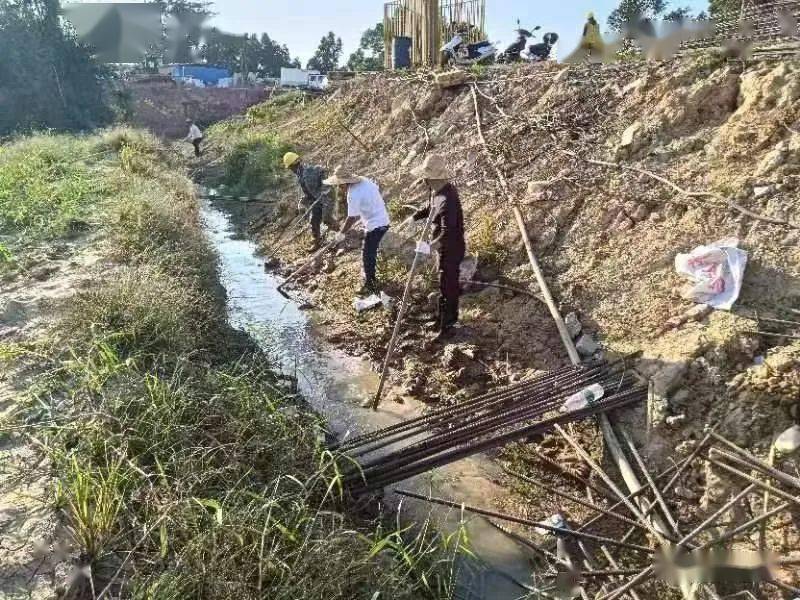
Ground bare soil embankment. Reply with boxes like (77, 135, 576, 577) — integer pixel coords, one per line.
(205, 56, 800, 594)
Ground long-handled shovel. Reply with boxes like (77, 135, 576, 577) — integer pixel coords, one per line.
(276, 237, 342, 299)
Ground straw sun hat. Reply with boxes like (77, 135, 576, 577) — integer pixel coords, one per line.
(323, 165, 361, 185)
(410, 154, 453, 181)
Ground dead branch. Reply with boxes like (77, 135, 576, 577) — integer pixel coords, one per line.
(562, 150, 800, 230)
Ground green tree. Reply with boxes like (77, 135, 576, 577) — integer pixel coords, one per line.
(608, 0, 668, 32)
(0, 0, 111, 134)
(307, 32, 342, 73)
(346, 23, 385, 71)
(199, 30, 299, 77)
(708, 0, 740, 18)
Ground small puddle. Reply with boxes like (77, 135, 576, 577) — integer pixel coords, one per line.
(200, 195, 538, 598)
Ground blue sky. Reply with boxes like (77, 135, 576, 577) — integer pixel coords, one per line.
(209, 0, 710, 65)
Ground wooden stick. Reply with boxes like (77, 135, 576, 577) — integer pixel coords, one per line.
(370, 197, 435, 410)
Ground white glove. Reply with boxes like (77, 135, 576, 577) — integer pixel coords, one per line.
(334, 232, 347, 244)
(416, 241, 432, 255)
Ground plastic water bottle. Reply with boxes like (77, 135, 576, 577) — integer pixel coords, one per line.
(561, 383, 605, 413)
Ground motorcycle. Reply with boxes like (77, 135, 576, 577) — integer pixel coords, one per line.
(440, 34, 498, 67)
(498, 25, 541, 63)
(522, 32, 559, 62)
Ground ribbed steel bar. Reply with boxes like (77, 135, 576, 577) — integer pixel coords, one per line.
(710, 433, 800, 491)
(708, 458, 800, 508)
(334, 362, 590, 451)
(395, 490, 657, 554)
(621, 429, 682, 537)
(350, 374, 632, 468)
(502, 466, 651, 534)
(338, 361, 608, 453)
(694, 502, 792, 551)
(345, 365, 605, 459)
(355, 391, 645, 491)
(349, 376, 639, 483)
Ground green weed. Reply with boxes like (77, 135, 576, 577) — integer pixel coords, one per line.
(468, 212, 510, 266)
(219, 133, 290, 197)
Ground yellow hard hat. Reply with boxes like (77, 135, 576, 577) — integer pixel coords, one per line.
(283, 152, 301, 169)
(587, 11, 595, 19)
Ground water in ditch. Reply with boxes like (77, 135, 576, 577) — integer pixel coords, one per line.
(200, 194, 539, 599)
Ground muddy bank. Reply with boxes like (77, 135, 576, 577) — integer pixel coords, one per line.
(201, 193, 543, 598)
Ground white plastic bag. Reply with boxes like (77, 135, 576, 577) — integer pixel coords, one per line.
(675, 238, 748, 310)
(353, 294, 382, 313)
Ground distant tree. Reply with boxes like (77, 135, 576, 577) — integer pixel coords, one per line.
(346, 23, 385, 71)
(708, 0, 740, 18)
(199, 30, 299, 77)
(608, 0, 668, 32)
(307, 32, 343, 73)
(664, 6, 694, 22)
(0, 0, 111, 134)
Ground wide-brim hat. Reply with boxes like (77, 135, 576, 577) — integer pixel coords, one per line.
(410, 154, 453, 180)
(323, 165, 361, 185)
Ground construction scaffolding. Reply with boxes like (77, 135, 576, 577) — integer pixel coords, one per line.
(383, 0, 486, 69)
(683, 0, 800, 57)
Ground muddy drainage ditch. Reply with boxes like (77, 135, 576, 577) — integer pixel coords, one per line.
(200, 192, 540, 599)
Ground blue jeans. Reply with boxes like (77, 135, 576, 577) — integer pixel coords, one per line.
(363, 226, 389, 286)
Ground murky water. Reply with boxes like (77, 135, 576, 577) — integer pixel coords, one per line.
(201, 197, 538, 599)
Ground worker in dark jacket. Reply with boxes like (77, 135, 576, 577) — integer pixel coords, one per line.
(411, 154, 466, 339)
(283, 152, 337, 251)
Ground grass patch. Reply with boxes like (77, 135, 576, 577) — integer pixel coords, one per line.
(3, 128, 467, 599)
(217, 133, 290, 197)
(0, 133, 100, 240)
(468, 212, 510, 267)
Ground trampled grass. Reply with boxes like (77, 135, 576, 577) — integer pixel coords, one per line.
(3, 128, 469, 599)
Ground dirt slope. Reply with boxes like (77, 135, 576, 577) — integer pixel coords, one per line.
(212, 56, 799, 473)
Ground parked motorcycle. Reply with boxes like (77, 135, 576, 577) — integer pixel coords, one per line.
(440, 34, 498, 67)
(498, 25, 541, 63)
(522, 32, 559, 62)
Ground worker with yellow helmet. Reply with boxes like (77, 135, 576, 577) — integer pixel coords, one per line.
(283, 152, 338, 251)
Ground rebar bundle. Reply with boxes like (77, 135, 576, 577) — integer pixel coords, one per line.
(341, 357, 646, 492)
(396, 426, 800, 599)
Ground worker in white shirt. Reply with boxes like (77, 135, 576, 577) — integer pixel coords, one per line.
(323, 165, 391, 296)
(185, 119, 203, 157)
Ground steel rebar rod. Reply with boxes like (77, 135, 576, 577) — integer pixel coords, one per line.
(356, 392, 645, 491)
(542, 568, 648, 579)
(530, 448, 620, 504)
(395, 490, 657, 554)
(710, 434, 800, 491)
(554, 424, 667, 546)
(599, 480, 760, 600)
(502, 466, 652, 534)
(348, 374, 587, 460)
(621, 429, 682, 538)
(600, 546, 644, 600)
(336, 363, 593, 451)
(339, 361, 613, 453)
(707, 458, 800, 508)
(350, 378, 640, 481)
(694, 501, 792, 551)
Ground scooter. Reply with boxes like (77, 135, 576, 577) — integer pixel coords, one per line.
(440, 34, 497, 67)
(498, 24, 541, 63)
(522, 32, 559, 62)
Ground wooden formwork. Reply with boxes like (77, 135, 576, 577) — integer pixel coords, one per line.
(384, 0, 486, 69)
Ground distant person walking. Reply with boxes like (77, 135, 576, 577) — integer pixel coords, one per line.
(324, 166, 391, 296)
(185, 119, 203, 157)
(411, 155, 466, 339)
(565, 12, 606, 63)
(283, 152, 337, 252)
